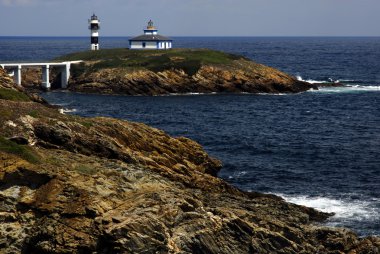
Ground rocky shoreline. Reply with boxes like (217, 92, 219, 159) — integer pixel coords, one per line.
(19, 49, 353, 97)
(1, 68, 379, 253)
(19, 48, 318, 95)
(65, 62, 316, 95)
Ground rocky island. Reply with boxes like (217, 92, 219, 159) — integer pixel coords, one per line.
(49, 48, 317, 95)
(1, 67, 379, 253)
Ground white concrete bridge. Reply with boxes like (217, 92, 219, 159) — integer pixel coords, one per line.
(0, 61, 82, 89)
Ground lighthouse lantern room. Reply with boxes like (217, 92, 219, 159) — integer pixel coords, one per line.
(89, 14, 100, 51)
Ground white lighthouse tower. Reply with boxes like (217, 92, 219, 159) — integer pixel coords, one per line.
(89, 14, 100, 50)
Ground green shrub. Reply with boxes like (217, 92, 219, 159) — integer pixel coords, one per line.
(0, 137, 40, 164)
(0, 88, 30, 102)
(27, 110, 39, 118)
(80, 121, 93, 128)
(74, 164, 97, 175)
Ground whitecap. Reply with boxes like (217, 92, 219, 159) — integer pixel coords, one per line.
(310, 85, 380, 93)
(257, 93, 289, 96)
(275, 194, 379, 222)
(296, 75, 331, 84)
(339, 79, 356, 82)
(228, 171, 248, 179)
(61, 108, 77, 114)
(154, 92, 212, 96)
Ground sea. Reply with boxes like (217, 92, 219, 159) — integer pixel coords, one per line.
(0, 36, 379, 237)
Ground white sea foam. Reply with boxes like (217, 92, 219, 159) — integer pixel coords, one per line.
(54, 102, 74, 107)
(276, 194, 379, 222)
(296, 75, 334, 84)
(155, 92, 218, 96)
(338, 79, 356, 82)
(228, 171, 248, 179)
(296, 76, 359, 85)
(61, 108, 77, 114)
(297, 75, 380, 93)
(311, 85, 380, 93)
(349, 85, 380, 90)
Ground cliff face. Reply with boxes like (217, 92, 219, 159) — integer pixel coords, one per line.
(1, 69, 379, 253)
(56, 48, 316, 95)
(0, 68, 17, 89)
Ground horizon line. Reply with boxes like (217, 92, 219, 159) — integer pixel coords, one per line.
(1, 35, 380, 38)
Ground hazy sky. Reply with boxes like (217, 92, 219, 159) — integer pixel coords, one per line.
(0, 0, 379, 36)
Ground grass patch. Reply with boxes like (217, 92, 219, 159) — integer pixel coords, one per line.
(45, 156, 63, 167)
(74, 164, 97, 175)
(0, 137, 40, 164)
(0, 88, 30, 102)
(70, 62, 87, 79)
(0, 109, 13, 119)
(56, 48, 245, 76)
(80, 121, 93, 128)
(27, 110, 39, 118)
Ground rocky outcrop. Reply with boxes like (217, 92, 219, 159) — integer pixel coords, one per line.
(1, 68, 379, 253)
(0, 68, 18, 89)
(0, 68, 48, 104)
(68, 61, 315, 95)
(55, 48, 317, 95)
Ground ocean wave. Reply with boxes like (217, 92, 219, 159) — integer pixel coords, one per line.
(296, 76, 364, 85)
(228, 170, 248, 179)
(153, 92, 218, 96)
(276, 194, 379, 222)
(59, 108, 77, 114)
(311, 85, 380, 93)
(296, 75, 335, 84)
(337, 79, 357, 83)
(349, 85, 380, 90)
(53, 101, 75, 107)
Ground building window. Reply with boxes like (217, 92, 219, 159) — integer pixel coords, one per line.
(142, 42, 146, 48)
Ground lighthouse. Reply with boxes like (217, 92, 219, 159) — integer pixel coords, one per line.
(129, 20, 172, 50)
(89, 14, 100, 50)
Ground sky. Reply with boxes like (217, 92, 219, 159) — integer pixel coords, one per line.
(0, 0, 379, 36)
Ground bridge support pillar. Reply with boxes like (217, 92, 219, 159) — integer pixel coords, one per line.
(42, 65, 50, 90)
(15, 65, 22, 86)
(60, 63, 70, 89)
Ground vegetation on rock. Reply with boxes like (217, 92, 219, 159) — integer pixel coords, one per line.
(57, 48, 242, 76)
(0, 136, 40, 163)
(0, 87, 31, 101)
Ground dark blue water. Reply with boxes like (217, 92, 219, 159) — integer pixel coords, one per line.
(1, 37, 379, 236)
